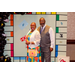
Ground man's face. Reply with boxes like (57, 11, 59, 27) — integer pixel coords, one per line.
(39, 18, 45, 27)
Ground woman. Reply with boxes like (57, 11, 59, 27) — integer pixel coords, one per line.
(25, 22, 41, 62)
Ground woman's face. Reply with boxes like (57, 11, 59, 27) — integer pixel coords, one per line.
(30, 23, 36, 31)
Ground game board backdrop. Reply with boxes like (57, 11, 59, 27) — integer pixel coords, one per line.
(4, 12, 67, 62)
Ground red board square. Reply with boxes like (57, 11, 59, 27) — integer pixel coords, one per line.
(27, 12, 32, 14)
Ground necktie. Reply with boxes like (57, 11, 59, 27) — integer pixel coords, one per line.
(40, 27, 43, 34)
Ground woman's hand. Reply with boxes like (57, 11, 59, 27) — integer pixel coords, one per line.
(31, 42, 35, 44)
(26, 41, 30, 45)
(25, 41, 35, 45)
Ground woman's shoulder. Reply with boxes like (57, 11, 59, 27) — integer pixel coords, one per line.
(34, 29, 40, 36)
(35, 29, 40, 33)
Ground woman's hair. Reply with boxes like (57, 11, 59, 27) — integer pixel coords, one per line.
(30, 22, 36, 27)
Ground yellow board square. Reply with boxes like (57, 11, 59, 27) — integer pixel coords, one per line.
(42, 12, 46, 14)
(51, 12, 56, 14)
(36, 12, 41, 14)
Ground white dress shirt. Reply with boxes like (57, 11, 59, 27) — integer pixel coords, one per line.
(41, 24, 55, 48)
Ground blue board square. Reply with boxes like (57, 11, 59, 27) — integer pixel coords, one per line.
(55, 52, 58, 57)
(21, 57, 26, 60)
(56, 45, 58, 52)
(14, 57, 19, 60)
(18, 20, 28, 30)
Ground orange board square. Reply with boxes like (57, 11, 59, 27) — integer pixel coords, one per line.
(11, 32, 13, 37)
(10, 14, 13, 20)
(10, 21, 13, 26)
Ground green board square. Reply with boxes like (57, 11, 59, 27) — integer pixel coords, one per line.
(56, 27, 59, 33)
(56, 15, 59, 21)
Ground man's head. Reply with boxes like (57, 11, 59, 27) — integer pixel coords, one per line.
(30, 22, 36, 31)
(39, 17, 46, 27)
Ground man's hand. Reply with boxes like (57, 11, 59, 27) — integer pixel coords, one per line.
(50, 47, 53, 52)
(26, 41, 30, 45)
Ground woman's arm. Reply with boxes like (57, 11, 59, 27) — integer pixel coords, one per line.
(26, 30, 40, 45)
(33, 31, 41, 45)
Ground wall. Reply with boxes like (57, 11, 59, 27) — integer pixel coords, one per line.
(67, 12, 75, 39)
(67, 12, 75, 61)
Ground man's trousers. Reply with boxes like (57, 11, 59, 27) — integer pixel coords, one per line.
(41, 47, 51, 62)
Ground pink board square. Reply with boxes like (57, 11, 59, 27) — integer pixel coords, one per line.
(11, 44, 13, 50)
(11, 51, 13, 57)
(11, 44, 13, 57)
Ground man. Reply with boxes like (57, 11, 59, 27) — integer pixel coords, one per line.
(37, 17, 54, 62)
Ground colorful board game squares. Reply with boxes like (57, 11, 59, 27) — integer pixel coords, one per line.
(56, 40, 66, 45)
(56, 45, 58, 52)
(36, 12, 41, 14)
(32, 12, 36, 14)
(11, 44, 13, 51)
(14, 57, 19, 62)
(56, 27, 59, 33)
(42, 12, 46, 14)
(55, 52, 58, 57)
(56, 15, 59, 21)
(11, 51, 14, 57)
(26, 12, 32, 14)
(10, 21, 13, 26)
(59, 15, 67, 20)
(46, 12, 51, 14)
(11, 32, 13, 37)
(21, 57, 26, 60)
(58, 52, 66, 56)
(4, 44, 10, 50)
(11, 57, 13, 62)
(5, 31, 13, 37)
(56, 27, 67, 33)
(51, 58, 55, 62)
(10, 14, 13, 20)
(56, 21, 67, 27)
(58, 46, 66, 51)
(57, 12, 67, 15)
(51, 12, 56, 14)
(4, 51, 11, 56)
(20, 57, 26, 62)
(4, 26, 13, 31)
(5, 32, 10, 36)
(56, 33, 67, 39)
(6, 37, 13, 43)
(56, 15, 67, 21)
(59, 28, 67, 32)
(14, 57, 19, 60)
